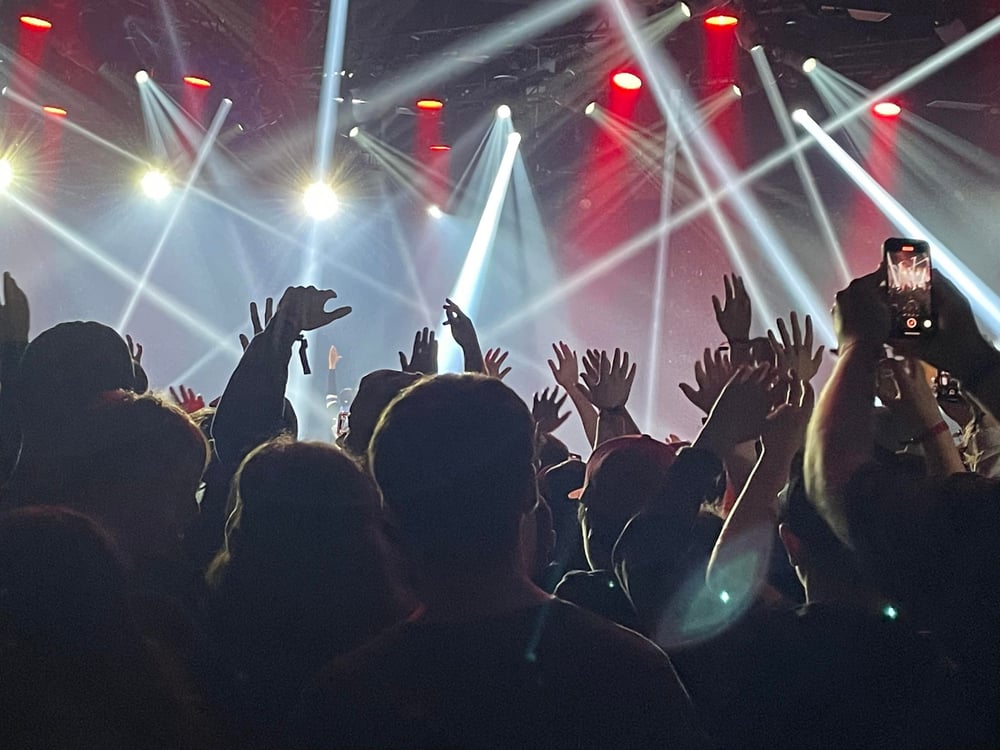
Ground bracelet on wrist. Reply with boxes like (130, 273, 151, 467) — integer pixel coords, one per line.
(917, 421, 950, 443)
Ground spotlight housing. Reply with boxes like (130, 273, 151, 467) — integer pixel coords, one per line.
(873, 101, 902, 118)
(135, 70, 150, 84)
(303, 182, 339, 220)
(0, 159, 13, 190)
(496, 104, 512, 120)
(140, 170, 172, 201)
(731, 84, 742, 98)
(19, 15, 52, 30)
(348, 126, 360, 138)
(584, 102, 597, 116)
(802, 57, 818, 74)
(679, 3, 692, 18)
(183, 76, 212, 89)
(612, 72, 643, 91)
(705, 13, 739, 27)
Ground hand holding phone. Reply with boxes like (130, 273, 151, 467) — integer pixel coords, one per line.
(884, 238, 935, 338)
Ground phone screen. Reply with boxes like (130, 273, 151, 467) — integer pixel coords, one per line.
(884, 238, 934, 337)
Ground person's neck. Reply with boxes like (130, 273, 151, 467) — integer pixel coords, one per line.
(411, 556, 551, 624)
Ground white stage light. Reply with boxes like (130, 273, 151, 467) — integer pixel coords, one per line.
(427, 204, 444, 219)
(140, 170, 172, 200)
(584, 102, 597, 115)
(348, 126, 360, 138)
(135, 70, 150, 84)
(496, 104, 512, 119)
(0, 159, 12, 190)
(802, 57, 818, 74)
(303, 181, 339, 220)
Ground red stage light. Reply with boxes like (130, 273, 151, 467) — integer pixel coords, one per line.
(19, 15, 52, 30)
(416, 99, 444, 111)
(183, 76, 212, 89)
(873, 101, 902, 118)
(429, 144, 451, 152)
(42, 106, 67, 117)
(705, 14, 739, 27)
(612, 72, 643, 91)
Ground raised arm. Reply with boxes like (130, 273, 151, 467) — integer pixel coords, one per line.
(547, 341, 598, 446)
(579, 348, 639, 448)
(212, 286, 351, 468)
(804, 269, 887, 545)
(442, 298, 484, 374)
(713, 273, 754, 367)
(0, 272, 29, 484)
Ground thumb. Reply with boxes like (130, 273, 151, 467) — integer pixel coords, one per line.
(398, 352, 408, 370)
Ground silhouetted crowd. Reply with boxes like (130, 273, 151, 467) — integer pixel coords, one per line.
(0, 268, 997, 749)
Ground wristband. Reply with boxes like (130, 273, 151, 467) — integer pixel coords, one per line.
(917, 421, 950, 443)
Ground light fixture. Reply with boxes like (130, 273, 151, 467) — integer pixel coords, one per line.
(612, 72, 643, 91)
(135, 70, 150, 84)
(416, 99, 444, 111)
(303, 182, 339, 220)
(705, 13, 739, 27)
(427, 205, 444, 219)
(496, 104, 512, 119)
(19, 15, 52, 30)
(584, 102, 597, 116)
(873, 101, 902, 118)
(183, 76, 212, 89)
(0, 159, 13, 190)
(140, 170, 172, 200)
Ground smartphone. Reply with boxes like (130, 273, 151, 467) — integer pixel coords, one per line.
(884, 238, 934, 338)
(934, 370, 961, 403)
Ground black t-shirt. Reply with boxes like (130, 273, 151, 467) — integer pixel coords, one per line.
(295, 598, 708, 749)
(669, 602, 969, 750)
(553, 568, 643, 632)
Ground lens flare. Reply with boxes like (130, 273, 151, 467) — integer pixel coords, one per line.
(303, 182, 339, 219)
(140, 170, 172, 200)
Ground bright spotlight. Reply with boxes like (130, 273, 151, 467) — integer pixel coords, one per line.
(348, 126, 360, 138)
(19, 15, 52, 30)
(705, 13, 739, 27)
(496, 104, 512, 119)
(612, 72, 643, 91)
(584, 101, 597, 116)
(427, 205, 444, 219)
(140, 170, 172, 201)
(303, 182, 339, 220)
(791, 108, 808, 124)
(873, 101, 902, 118)
(42, 106, 67, 118)
(429, 144, 452, 152)
(183, 76, 212, 89)
(0, 159, 13, 191)
(802, 57, 818, 74)
(731, 84, 742, 98)
(416, 99, 445, 111)
(135, 70, 150, 84)
(679, 3, 692, 18)
(508, 131, 522, 147)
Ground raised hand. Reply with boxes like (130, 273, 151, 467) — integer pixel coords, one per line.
(0, 271, 30, 344)
(578, 348, 637, 411)
(547, 341, 580, 390)
(679, 347, 734, 415)
(125, 334, 143, 365)
(442, 298, 478, 351)
(484, 347, 511, 380)
(762, 377, 815, 458)
(713, 273, 752, 344)
(328, 344, 342, 370)
(832, 268, 890, 352)
(697, 364, 778, 452)
(532, 387, 570, 433)
(399, 327, 438, 374)
(275, 286, 351, 333)
(240, 297, 274, 351)
(767, 311, 825, 383)
(169, 384, 206, 414)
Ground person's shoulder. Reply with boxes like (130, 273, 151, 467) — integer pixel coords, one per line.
(546, 597, 667, 659)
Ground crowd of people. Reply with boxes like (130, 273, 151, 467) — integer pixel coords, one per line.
(0, 264, 997, 749)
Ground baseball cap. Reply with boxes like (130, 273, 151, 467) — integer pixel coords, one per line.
(569, 435, 682, 522)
